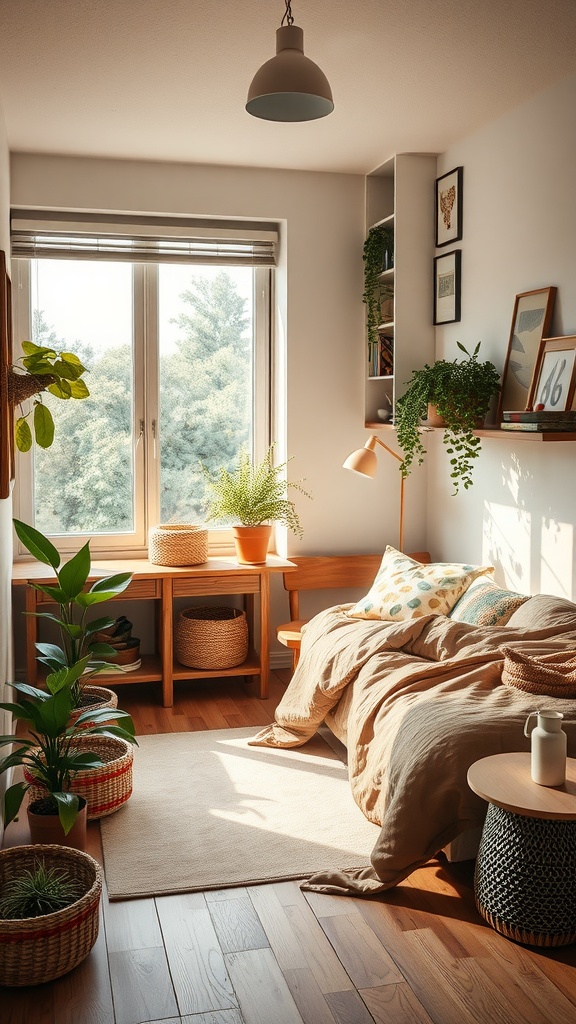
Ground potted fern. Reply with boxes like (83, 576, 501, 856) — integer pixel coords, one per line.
(395, 342, 501, 493)
(203, 444, 311, 564)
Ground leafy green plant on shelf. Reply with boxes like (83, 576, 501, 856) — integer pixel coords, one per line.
(363, 224, 394, 358)
(9, 341, 90, 452)
(13, 519, 133, 711)
(202, 443, 311, 536)
(395, 342, 501, 493)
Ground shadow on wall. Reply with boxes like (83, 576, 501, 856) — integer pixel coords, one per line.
(482, 450, 576, 599)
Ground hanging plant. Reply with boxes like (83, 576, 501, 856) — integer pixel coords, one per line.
(362, 225, 394, 353)
(395, 342, 501, 493)
(9, 341, 90, 452)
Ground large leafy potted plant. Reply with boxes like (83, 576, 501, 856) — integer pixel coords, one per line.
(9, 341, 90, 452)
(395, 342, 501, 493)
(13, 518, 133, 721)
(0, 677, 136, 848)
(203, 444, 311, 564)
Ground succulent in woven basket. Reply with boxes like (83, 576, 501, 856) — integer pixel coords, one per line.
(202, 443, 311, 536)
(0, 845, 102, 987)
(0, 859, 84, 919)
(9, 340, 90, 453)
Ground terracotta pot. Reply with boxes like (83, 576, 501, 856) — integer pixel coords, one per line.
(27, 797, 88, 851)
(426, 403, 485, 429)
(232, 525, 272, 565)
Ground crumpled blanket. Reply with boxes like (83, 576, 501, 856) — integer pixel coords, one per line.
(249, 606, 576, 895)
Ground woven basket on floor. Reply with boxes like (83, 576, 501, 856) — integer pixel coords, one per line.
(24, 736, 134, 820)
(175, 606, 249, 670)
(68, 684, 119, 727)
(148, 523, 208, 566)
(0, 844, 102, 987)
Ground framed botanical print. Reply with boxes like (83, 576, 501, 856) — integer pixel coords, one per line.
(435, 166, 463, 248)
(433, 249, 461, 325)
(497, 286, 557, 419)
(531, 336, 576, 412)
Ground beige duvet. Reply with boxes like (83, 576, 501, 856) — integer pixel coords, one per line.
(249, 606, 576, 895)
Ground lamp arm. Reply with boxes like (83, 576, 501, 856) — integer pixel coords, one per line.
(367, 435, 404, 549)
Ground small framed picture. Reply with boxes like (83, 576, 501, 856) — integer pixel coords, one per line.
(497, 287, 557, 419)
(531, 336, 576, 412)
(435, 167, 463, 247)
(433, 250, 461, 325)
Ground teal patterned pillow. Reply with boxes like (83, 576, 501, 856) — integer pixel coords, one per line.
(449, 576, 529, 626)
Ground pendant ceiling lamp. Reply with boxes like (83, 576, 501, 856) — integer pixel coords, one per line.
(246, 0, 334, 122)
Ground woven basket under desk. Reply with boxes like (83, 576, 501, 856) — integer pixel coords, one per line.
(175, 606, 249, 670)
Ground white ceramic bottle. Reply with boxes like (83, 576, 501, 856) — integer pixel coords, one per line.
(524, 710, 567, 787)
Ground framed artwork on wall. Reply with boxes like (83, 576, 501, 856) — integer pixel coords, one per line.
(531, 336, 576, 412)
(433, 249, 461, 325)
(435, 166, 463, 248)
(497, 286, 557, 419)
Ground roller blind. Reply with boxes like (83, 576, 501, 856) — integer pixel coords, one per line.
(11, 211, 278, 266)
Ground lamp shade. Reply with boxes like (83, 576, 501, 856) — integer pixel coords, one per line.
(342, 445, 378, 477)
(246, 25, 334, 122)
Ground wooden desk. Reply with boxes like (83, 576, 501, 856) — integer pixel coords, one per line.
(468, 752, 576, 947)
(12, 556, 294, 707)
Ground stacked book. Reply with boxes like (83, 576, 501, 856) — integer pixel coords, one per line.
(501, 410, 576, 432)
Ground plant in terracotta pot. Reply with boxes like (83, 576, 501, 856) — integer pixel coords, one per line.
(9, 341, 90, 452)
(203, 444, 311, 564)
(13, 518, 134, 719)
(0, 676, 137, 848)
(395, 342, 501, 493)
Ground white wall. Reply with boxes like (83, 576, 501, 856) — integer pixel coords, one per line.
(10, 155, 427, 655)
(426, 73, 576, 599)
(0, 95, 12, 837)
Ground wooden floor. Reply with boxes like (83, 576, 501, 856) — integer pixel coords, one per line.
(3, 670, 576, 1024)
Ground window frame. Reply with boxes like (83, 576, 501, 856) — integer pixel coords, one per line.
(12, 258, 272, 560)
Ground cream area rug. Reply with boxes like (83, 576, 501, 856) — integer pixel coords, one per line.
(100, 727, 380, 900)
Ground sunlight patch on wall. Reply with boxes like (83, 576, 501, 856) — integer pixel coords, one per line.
(482, 502, 531, 591)
(541, 520, 573, 598)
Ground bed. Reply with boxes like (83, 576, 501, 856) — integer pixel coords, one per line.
(250, 548, 576, 896)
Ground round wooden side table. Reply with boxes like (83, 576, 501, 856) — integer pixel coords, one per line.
(467, 751, 576, 947)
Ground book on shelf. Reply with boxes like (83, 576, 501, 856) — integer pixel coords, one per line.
(503, 409, 576, 423)
(499, 421, 576, 432)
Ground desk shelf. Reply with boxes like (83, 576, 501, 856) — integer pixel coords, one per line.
(13, 556, 294, 707)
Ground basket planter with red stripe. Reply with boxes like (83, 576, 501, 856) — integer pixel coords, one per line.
(68, 684, 119, 728)
(0, 844, 102, 987)
(25, 736, 133, 820)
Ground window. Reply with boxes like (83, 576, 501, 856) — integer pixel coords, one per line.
(11, 215, 275, 556)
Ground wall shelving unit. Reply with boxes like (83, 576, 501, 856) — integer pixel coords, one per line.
(364, 154, 437, 429)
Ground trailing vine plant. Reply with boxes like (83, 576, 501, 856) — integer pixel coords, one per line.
(395, 342, 501, 493)
(362, 225, 394, 355)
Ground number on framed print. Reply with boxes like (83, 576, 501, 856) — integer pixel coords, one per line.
(532, 337, 576, 412)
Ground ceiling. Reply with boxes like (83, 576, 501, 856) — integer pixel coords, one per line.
(1, 0, 576, 176)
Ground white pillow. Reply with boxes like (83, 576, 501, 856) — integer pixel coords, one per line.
(348, 546, 493, 622)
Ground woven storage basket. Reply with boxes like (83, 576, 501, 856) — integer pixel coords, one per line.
(175, 606, 249, 670)
(24, 736, 134, 820)
(0, 844, 102, 987)
(68, 684, 119, 727)
(148, 524, 208, 566)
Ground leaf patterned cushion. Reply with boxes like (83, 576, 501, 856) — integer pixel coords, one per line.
(449, 576, 529, 626)
(347, 546, 493, 622)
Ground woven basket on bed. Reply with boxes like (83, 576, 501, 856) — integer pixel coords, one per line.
(148, 524, 208, 566)
(175, 606, 249, 670)
(24, 736, 134, 820)
(0, 844, 102, 987)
